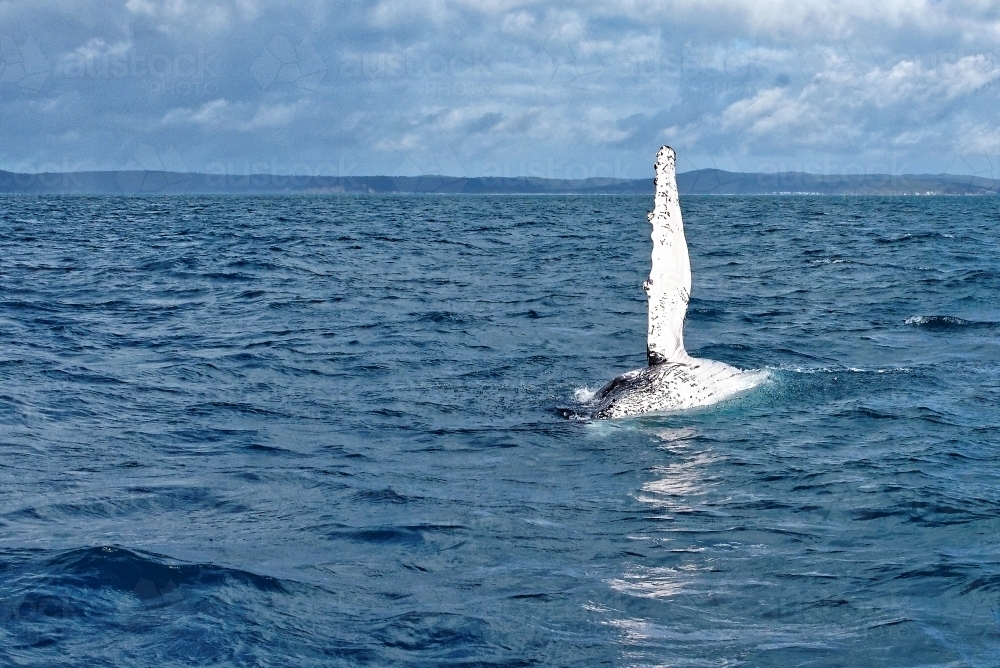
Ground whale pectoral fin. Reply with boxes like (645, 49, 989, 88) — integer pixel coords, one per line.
(645, 146, 692, 366)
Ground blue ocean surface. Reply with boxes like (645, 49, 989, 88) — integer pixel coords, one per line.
(1, 194, 999, 666)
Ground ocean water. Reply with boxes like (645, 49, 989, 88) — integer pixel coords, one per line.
(1, 193, 999, 666)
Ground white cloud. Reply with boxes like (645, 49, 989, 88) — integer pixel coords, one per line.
(161, 98, 307, 131)
(125, 0, 229, 26)
(161, 98, 232, 126)
(709, 47, 1000, 162)
(2, 0, 1000, 175)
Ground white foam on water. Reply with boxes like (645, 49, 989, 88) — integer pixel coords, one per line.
(779, 365, 911, 375)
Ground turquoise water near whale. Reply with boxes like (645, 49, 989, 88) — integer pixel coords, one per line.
(1, 194, 999, 666)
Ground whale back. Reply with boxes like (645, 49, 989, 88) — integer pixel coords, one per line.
(592, 358, 760, 418)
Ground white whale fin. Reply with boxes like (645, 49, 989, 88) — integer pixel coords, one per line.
(643, 145, 692, 366)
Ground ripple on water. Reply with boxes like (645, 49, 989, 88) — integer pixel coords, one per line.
(1, 195, 999, 665)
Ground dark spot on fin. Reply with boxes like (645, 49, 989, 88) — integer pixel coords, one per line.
(647, 348, 667, 367)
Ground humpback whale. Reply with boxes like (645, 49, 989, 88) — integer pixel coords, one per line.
(590, 146, 763, 419)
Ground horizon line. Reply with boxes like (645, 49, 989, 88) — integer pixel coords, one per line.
(1, 167, 997, 180)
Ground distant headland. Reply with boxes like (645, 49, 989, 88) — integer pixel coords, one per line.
(1, 168, 997, 196)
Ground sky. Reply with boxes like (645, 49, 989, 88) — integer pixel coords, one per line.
(1, 0, 999, 179)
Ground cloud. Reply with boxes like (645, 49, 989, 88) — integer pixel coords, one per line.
(161, 98, 307, 130)
(715, 51, 1000, 159)
(123, 0, 253, 32)
(1, 0, 1000, 176)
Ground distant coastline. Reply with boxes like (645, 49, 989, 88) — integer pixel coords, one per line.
(1, 168, 997, 196)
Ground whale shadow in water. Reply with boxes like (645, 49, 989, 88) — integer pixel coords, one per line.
(585, 146, 766, 419)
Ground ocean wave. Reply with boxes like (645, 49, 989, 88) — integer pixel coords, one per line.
(43, 546, 287, 594)
(904, 315, 998, 330)
(4, 193, 1000, 665)
(875, 231, 953, 244)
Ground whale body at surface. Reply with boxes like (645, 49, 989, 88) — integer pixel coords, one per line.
(591, 357, 764, 419)
(590, 146, 764, 419)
